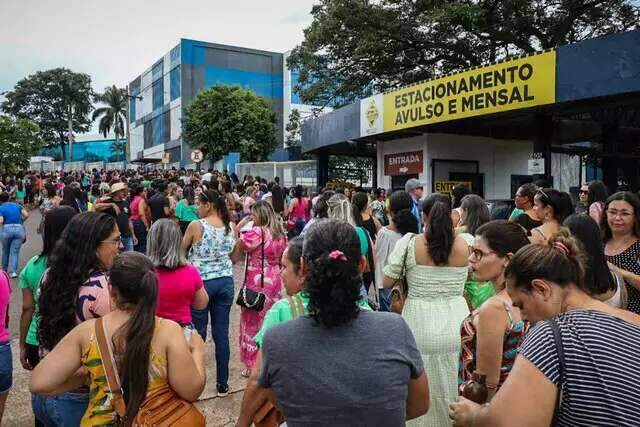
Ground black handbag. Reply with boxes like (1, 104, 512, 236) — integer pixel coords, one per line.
(236, 228, 266, 311)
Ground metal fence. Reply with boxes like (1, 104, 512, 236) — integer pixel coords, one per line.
(236, 160, 317, 188)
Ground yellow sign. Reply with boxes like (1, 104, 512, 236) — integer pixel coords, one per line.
(434, 181, 472, 195)
(383, 50, 556, 132)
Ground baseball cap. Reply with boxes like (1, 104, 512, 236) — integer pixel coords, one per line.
(405, 178, 425, 193)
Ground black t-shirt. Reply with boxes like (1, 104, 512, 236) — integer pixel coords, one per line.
(99, 197, 132, 237)
(515, 213, 542, 234)
(148, 193, 169, 222)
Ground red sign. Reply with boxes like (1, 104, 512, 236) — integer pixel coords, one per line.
(384, 151, 424, 176)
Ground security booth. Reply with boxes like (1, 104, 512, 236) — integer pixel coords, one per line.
(301, 30, 640, 198)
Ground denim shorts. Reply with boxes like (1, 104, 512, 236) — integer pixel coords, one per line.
(0, 342, 12, 393)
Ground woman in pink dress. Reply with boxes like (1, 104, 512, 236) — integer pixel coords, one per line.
(235, 200, 288, 377)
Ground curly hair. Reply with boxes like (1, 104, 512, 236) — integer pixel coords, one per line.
(38, 212, 117, 351)
(303, 219, 362, 328)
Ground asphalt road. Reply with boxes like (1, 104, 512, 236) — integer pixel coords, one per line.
(4, 209, 248, 426)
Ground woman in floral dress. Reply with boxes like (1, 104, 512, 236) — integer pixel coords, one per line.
(235, 200, 288, 377)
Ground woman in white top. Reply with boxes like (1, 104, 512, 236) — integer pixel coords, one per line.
(384, 195, 469, 427)
(374, 191, 419, 311)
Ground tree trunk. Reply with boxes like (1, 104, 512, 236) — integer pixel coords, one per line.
(59, 131, 67, 161)
(115, 131, 121, 161)
(67, 106, 74, 162)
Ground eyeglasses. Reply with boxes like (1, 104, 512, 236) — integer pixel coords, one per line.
(470, 247, 495, 261)
(102, 236, 122, 246)
(607, 209, 633, 219)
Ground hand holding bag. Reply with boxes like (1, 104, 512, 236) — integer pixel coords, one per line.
(389, 234, 415, 314)
(95, 317, 205, 426)
(236, 228, 267, 311)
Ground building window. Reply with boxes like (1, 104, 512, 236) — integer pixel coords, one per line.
(144, 120, 153, 149)
(152, 115, 163, 147)
(152, 60, 163, 82)
(167, 146, 181, 163)
(170, 66, 181, 101)
(129, 97, 136, 123)
(163, 111, 171, 143)
(152, 79, 164, 112)
(170, 45, 180, 67)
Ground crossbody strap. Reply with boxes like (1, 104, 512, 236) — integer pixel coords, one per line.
(549, 318, 565, 426)
(287, 296, 297, 319)
(286, 295, 305, 319)
(260, 227, 265, 288)
(95, 317, 127, 418)
(401, 234, 415, 277)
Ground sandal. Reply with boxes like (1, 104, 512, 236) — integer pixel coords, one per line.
(241, 368, 251, 378)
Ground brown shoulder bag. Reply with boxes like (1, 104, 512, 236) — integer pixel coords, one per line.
(95, 317, 205, 426)
(389, 234, 415, 314)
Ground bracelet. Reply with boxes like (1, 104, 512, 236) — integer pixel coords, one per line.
(485, 383, 498, 390)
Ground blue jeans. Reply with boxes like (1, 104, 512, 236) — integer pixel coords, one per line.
(1, 224, 24, 274)
(120, 236, 134, 253)
(191, 276, 234, 386)
(132, 220, 147, 254)
(378, 288, 392, 312)
(0, 342, 12, 393)
(32, 392, 89, 427)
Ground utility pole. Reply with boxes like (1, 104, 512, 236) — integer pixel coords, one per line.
(125, 85, 143, 164)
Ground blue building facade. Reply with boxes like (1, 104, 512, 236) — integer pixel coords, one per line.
(128, 39, 297, 166)
(39, 136, 126, 162)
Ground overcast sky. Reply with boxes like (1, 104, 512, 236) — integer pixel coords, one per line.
(0, 0, 317, 106)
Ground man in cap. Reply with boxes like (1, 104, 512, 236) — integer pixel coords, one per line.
(95, 182, 137, 252)
(405, 178, 425, 231)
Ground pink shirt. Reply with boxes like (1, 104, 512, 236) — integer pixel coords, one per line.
(155, 264, 204, 324)
(76, 271, 112, 323)
(0, 272, 10, 343)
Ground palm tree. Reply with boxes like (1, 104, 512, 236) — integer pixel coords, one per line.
(92, 85, 127, 160)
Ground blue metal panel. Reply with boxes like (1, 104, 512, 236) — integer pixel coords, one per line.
(290, 70, 302, 104)
(204, 66, 283, 99)
(181, 39, 205, 65)
(301, 103, 361, 153)
(557, 30, 640, 102)
(170, 66, 181, 101)
(38, 139, 126, 162)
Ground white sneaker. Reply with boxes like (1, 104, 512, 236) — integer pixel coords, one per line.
(9, 272, 17, 279)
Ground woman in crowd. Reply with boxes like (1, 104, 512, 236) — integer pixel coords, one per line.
(239, 219, 429, 427)
(587, 180, 608, 225)
(456, 194, 490, 246)
(175, 185, 198, 235)
(0, 191, 29, 278)
(234, 201, 287, 379)
(167, 182, 180, 213)
(564, 214, 626, 308)
(147, 219, 209, 324)
(370, 188, 388, 226)
(510, 183, 541, 234)
(270, 184, 287, 221)
(603, 191, 640, 314)
(288, 184, 310, 237)
(129, 184, 150, 253)
(351, 191, 381, 243)
(35, 212, 120, 425)
(30, 252, 207, 426)
(59, 185, 80, 213)
(0, 260, 12, 424)
(183, 189, 236, 397)
(451, 184, 471, 227)
(529, 188, 573, 244)
(375, 191, 419, 312)
(384, 195, 469, 427)
(243, 186, 258, 217)
(458, 221, 530, 399)
(220, 180, 238, 221)
(19, 206, 77, 374)
(301, 190, 334, 235)
(449, 231, 640, 427)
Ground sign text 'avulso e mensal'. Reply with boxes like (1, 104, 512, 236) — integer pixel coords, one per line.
(360, 50, 556, 136)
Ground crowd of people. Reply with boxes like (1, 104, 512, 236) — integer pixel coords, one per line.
(0, 167, 640, 425)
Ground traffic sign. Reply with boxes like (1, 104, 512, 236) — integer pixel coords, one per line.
(191, 150, 204, 163)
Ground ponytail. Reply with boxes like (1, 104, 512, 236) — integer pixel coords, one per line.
(350, 192, 368, 228)
(425, 201, 454, 265)
(200, 189, 231, 234)
(109, 253, 158, 425)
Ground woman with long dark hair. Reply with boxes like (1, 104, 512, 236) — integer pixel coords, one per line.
(59, 185, 80, 213)
(287, 184, 310, 237)
(375, 191, 419, 311)
(450, 232, 640, 426)
(529, 188, 573, 244)
(234, 201, 287, 378)
(237, 220, 429, 427)
(456, 194, 490, 245)
(31, 252, 206, 426)
(587, 180, 608, 225)
(130, 184, 150, 253)
(34, 212, 121, 425)
(384, 195, 469, 427)
(183, 189, 236, 397)
(451, 184, 471, 227)
(510, 183, 541, 234)
(175, 185, 198, 235)
(602, 191, 640, 313)
(19, 206, 77, 372)
(351, 191, 382, 243)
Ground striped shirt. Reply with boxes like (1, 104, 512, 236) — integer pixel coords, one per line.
(520, 310, 640, 426)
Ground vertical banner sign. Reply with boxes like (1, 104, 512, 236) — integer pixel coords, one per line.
(384, 151, 424, 176)
(383, 50, 556, 132)
(360, 94, 385, 137)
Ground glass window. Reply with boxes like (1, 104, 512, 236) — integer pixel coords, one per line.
(152, 80, 164, 111)
(129, 97, 136, 123)
(152, 116, 163, 147)
(152, 60, 163, 82)
(144, 120, 153, 149)
(163, 111, 171, 143)
(170, 66, 181, 101)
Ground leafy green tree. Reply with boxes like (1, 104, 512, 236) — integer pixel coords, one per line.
(329, 155, 375, 186)
(289, 0, 640, 107)
(1, 68, 93, 160)
(285, 108, 302, 148)
(111, 139, 127, 162)
(182, 85, 278, 162)
(93, 85, 127, 158)
(0, 116, 44, 172)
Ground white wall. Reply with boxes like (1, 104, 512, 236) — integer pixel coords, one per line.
(376, 133, 532, 199)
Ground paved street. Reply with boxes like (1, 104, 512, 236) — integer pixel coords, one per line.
(4, 209, 247, 426)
